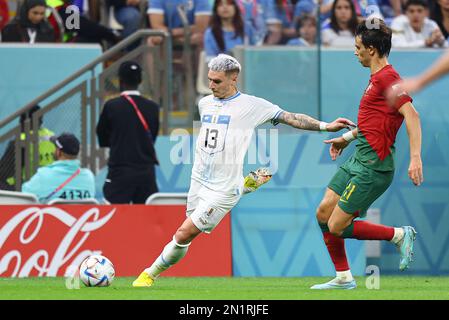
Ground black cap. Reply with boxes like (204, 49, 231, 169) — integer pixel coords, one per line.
(118, 61, 142, 85)
(51, 133, 80, 156)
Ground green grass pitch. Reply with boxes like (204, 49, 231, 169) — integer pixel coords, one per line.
(1, 276, 449, 300)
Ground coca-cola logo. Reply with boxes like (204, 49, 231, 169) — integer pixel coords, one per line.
(0, 207, 115, 277)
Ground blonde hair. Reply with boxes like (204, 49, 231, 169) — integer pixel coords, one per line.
(208, 54, 241, 73)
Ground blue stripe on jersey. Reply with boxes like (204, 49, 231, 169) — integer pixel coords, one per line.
(213, 91, 241, 102)
(202, 114, 231, 124)
(274, 110, 283, 119)
(217, 115, 231, 124)
(202, 114, 212, 123)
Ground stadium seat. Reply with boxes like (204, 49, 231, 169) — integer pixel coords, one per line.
(196, 51, 212, 96)
(47, 198, 100, 205)
(145, 192, 188, 205)
(0, 190, 39, 204)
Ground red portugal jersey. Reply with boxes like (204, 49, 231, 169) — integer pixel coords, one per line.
(354, 64, 412, 171)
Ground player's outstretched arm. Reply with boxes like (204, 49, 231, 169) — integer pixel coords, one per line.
(399, 51, 449, 94)
(398, 102, 423, 186)
(277, 112, 355, 132)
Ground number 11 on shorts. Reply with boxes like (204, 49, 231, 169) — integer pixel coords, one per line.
(342, 182, 356, 201)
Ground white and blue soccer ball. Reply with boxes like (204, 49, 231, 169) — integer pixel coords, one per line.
(79, 255, 115, 287)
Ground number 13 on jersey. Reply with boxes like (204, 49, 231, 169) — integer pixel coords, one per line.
(200, 114, 231, 154)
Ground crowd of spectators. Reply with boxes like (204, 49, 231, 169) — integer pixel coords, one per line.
(1, 0, 447, 50)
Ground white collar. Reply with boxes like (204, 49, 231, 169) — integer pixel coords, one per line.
(121, 90, 140, 96)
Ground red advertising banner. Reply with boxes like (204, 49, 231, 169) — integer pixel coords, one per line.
(0, 205, 232, 277)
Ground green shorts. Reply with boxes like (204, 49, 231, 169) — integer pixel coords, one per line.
(328, 156, 394, 217)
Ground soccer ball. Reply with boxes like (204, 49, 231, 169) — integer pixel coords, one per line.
(79, 255, 115, 287)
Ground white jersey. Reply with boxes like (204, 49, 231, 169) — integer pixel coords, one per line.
(191, 91, 283, 193)
(391, 15, 446, 48)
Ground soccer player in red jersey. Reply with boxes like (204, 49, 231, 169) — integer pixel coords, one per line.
(311, 19, 424, 290)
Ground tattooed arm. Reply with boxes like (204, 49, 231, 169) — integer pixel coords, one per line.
(277, 111, 355, 132)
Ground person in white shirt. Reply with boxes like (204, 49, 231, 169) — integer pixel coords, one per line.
(321, 0, 358, 47)
(132, 53, 356, 287)
(391, 0, 447, 48)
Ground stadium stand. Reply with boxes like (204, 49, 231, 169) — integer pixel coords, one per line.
(0, 190, 39, 204)
(145, 192, 188, 205)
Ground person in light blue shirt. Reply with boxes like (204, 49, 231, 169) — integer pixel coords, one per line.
(236, 0, 281, 44)
(321, 0, 358, 47)
(294, 0, 316, 19)
(204, 0, 249, 59)
(295, 0, 383, 24)
(147, 0, 212, 45)
(351, 0, 383, 18)
(273, 0, 298, 43)
(287, 14, 317, 46)
(378, 0, 402, 20)
(22, 133, 95, 203)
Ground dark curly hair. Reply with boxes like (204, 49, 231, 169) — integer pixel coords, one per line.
(355, 18, 392, 58)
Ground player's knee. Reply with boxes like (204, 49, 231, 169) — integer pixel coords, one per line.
(316, 202, 331, 224)
(174, 229, 190, 245)
(174, 227, 198, 245)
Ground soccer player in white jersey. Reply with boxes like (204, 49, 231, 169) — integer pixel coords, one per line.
(132, 54, 356, 287)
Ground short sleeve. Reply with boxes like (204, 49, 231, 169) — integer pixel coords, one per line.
(382, 72, 413, 110)
(195, 0, 212, 15)
(252, 96, 284, 126)
(147, 0, 163, 14)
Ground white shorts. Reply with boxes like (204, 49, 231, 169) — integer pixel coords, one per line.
(186, 179, 243, 233)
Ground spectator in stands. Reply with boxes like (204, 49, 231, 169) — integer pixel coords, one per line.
(97, 61, 160, 204)
(147, 0, 211, 47)
(204, 0, 246, 59)
(352, 0, 383, 18)
(147, 0, 211, 113)
(274, 0, 297, 43)
(236, 0, 282, 45)
(0, 105, 56, 191)
(391, 0, 446, 48)
(294, 0, 317, 19)
(1, 0, 55, 43)
(107, 0, 142, 39)
(379, 0, 404, 20)
(321, 0, 358, 47)
(302, 0, 384, 23)
(431, 0, 449, 43)
(287, 13, 317, 46)
(46, 0, 121, 45)
(22, 133, 95, 203)
(343, 0, 383, 18)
